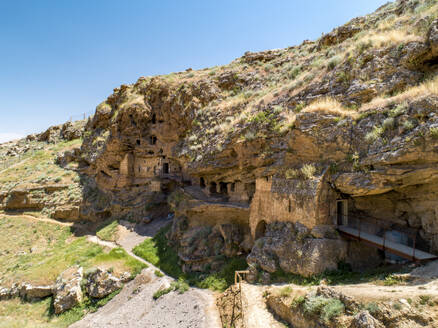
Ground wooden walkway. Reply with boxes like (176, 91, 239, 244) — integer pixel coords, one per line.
(338, 225, 438, 262)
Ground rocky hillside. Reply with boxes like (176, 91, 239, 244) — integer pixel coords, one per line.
(2, 0, 438, 298)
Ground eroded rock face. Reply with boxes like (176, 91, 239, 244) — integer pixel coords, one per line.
(85, 268, 122, 298)
(247, 222, 348, 277)
(167, 216, 250, 272)
(53, 266, 83, 314)
(350, 311, 384, 328)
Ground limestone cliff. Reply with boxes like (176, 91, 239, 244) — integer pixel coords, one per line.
(3, 0, 438, 278)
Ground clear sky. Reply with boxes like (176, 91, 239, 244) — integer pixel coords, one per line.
(0, 0, 390, 142)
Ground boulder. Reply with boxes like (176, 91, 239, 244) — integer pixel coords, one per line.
(61, 121, 82, 140)
(247, 222, 348, 277)
(53, 266, 83, 314)
(86, 268, 122, 299)
(19, 283, 53, 300)
(350, 311, 384, 328)
(427, 19, 438, 56)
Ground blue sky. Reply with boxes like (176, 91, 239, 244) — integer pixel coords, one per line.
(0, 0, 390, 142)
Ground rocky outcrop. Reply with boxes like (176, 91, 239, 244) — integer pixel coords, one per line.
(167, 216, 250, 272)
(53, 266, 83, 314)
(36, 120, 85, 143)
(85, 268, 122, 298)
(247, 222, 347, 277)
(350, 311, 384, 328)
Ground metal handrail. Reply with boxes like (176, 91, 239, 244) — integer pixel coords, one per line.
(337, 214, 422, 261)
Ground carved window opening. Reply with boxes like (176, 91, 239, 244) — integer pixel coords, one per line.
(150, 136, 157, 145)
(151, 114, 156, 124)
(230, 183, 235, 192)
(288, 199, 292, 213)
(136, 139, 141, 145)
(200, 177, 206, 188)
(163, 163, 169, 174)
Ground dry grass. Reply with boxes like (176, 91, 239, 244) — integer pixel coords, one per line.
(302, 97, 358, 119)
(362, 30, 422, 48)
(360, 75, 438, 113)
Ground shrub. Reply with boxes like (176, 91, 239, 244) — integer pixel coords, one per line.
(244, 131, 256, 141)
(291, 295, 306, 308)
(403, 120, 414, 131)
(365, 302, 379, 314)
(365, 126, 384, 143)
(152, 278, 189, 300)
(430, 127, 438, 139)
(289, 66, 302, 79)
(327, 55, 342, 70)
(301, 164, 316, 179)
(304, 296, 345, 323)
(279, 286, 293, 297)
(382, 117, 395, 130)
(285, 169, 300, 179)
(154, 270, 164, 277)
(419, 295, 431, 305)
(390, 103, 407, 117)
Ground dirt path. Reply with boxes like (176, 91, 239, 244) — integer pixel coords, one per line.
(331, 280, 438, 302)
(241, 283, 285, 328)
(0, 212, 73, 227)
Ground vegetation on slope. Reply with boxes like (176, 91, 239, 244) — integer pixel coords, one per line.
(0, 215, 146, 327)
(133, 224, 247, 292)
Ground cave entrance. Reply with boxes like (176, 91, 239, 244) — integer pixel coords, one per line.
(336, 200, 348, 226)
(209, 182, 217, 194)
(219, 182, 228, 195)
(255, 220, 267, 239)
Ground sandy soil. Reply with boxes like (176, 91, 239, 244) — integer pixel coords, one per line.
(241, 283, 285, 328)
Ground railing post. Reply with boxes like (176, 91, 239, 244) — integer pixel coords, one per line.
(412, 232, 417, 261)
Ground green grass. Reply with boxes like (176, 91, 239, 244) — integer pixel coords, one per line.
(0, 215, 146, 327)
(153, 278, 190, 300)
(96, 219, 119, 242)
(133, 224, 247, 292)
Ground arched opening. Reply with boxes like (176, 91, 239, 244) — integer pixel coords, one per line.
(149, 136, 157, 145)
(209, 182, 217, 194)
(255, 220, 267, 240)
(200, 177, 206, 188)
(219, 182, 228, 195)
(151, 114, 156, 124)
(136, 139, 141, 145)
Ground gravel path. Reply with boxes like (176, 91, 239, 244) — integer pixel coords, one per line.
(70, 267, 220, 328)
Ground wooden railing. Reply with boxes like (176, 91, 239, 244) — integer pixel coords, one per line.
(234, 270, 249, 326)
